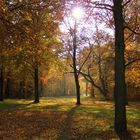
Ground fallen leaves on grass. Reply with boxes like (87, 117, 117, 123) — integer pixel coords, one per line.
(0, 110, 119, 140)
(0, 97, 139, 140)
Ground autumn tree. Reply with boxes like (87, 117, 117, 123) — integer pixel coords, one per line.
(0, 0, 64, 101)
(8, 0, 63, 102)
(0, 0, 23, 100)
(60, 1, 95, 105)
(84, 0, 134, 136)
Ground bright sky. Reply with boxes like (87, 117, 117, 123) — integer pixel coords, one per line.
(72, 7, 84, 20)
(59, 2, 114, 47)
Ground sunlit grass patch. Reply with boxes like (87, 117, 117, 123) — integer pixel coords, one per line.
(0, 97, 140, 139)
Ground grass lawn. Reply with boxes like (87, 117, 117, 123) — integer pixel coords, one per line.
(0, 96, 140, 140)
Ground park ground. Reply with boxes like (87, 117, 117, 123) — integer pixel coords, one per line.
(0, 96, 140, 140)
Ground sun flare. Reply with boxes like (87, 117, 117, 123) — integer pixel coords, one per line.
(72, 7, 84, 20)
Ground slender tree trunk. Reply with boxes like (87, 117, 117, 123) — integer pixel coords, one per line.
(73, 21, 80, 105)
(73, 55, 80, 105)
(85, 80, 88, 96)
(19, 79, 25, 99)
(0, 68, 3, 101)
(74, 73, 80, 105)
(113, 0, 127, 134)
(19, 80, 23, 98)
(5, 75, 11, 98)
(98, 87, 108, 100)
(98, 58, 109, 100)
(34, 66, 39, 103)
(39, 80, 43, 97)
(88, 83, 95, 97)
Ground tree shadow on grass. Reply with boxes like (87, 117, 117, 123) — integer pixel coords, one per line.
(57, 105, 79, 140)
(57, 105, 134, 140)
(25, 104, 60, 110)
(0, 101, 31, 110)
(0, 99, 61, 110)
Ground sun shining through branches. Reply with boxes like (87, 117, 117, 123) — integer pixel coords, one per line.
(72, 7, 84, 20)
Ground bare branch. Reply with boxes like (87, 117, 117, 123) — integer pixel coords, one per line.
(125, 58, 140, 67)
(124, 33, 133, 42)
(124, 26, 140, 35)
(123, 0, 131, 7)
(85, 1, 113, 11)
(78, 49, 92, 75)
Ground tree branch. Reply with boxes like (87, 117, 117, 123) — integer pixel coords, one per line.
(85, 1, 113, 11)
(125, 58, 140, 67)
(123, 0, 131, 7)
(78, 49, 92, 75)
(124, 26, 140, 35)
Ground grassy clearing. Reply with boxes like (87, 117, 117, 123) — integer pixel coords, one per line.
(0, 96, 140, 140)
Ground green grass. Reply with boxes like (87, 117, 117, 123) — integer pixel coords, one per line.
(0, 97, 139, 120)
(0, 97, 139, 126)
(0, 96, 140, 139)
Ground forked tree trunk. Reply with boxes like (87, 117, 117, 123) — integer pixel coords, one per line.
(0, 68, 3, 101)
(34, 66, 39, 103)
(113, 0, 127, 134)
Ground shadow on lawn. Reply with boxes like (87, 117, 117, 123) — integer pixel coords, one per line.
(57, 105, 116, 140)
(57, 106, 134, 140)
(0, 101, 31, 110)
(58, 105, 78, 140)
(0, 100, 61, 110)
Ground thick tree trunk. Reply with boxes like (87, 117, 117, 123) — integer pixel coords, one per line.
(113, 0, 127, 134)
(0, 68, 3, 101)
(34, 66, 39, 103)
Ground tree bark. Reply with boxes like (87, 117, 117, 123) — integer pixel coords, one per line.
(89, 83, 95, 97)
(34, 66, 39, 103)
(85, 80, 88, 96)
(0, 68, 3, 101)
(19, 79, 25, 99)
(113, 0, 127, 134)
(73, 21, 80, 105)
(98, 57, 109, 100)
(74, 72, 80, 105)
(5, 75, 11, 98)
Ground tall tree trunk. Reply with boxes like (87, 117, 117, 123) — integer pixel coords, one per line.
(39, 80, 43, 97)
(113, 0, 127, 134)
(34, 66, 39, 103)
(88, 83, 95, 97)
(98, 58, 109, 100)
(73, 21, 80, 105)
(0, 68, 3, 101)
(19, 79, 25, 99)
(85, 80, 88, 96)
(74, 72, 80, 105)
(5, 75, 11, 98)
